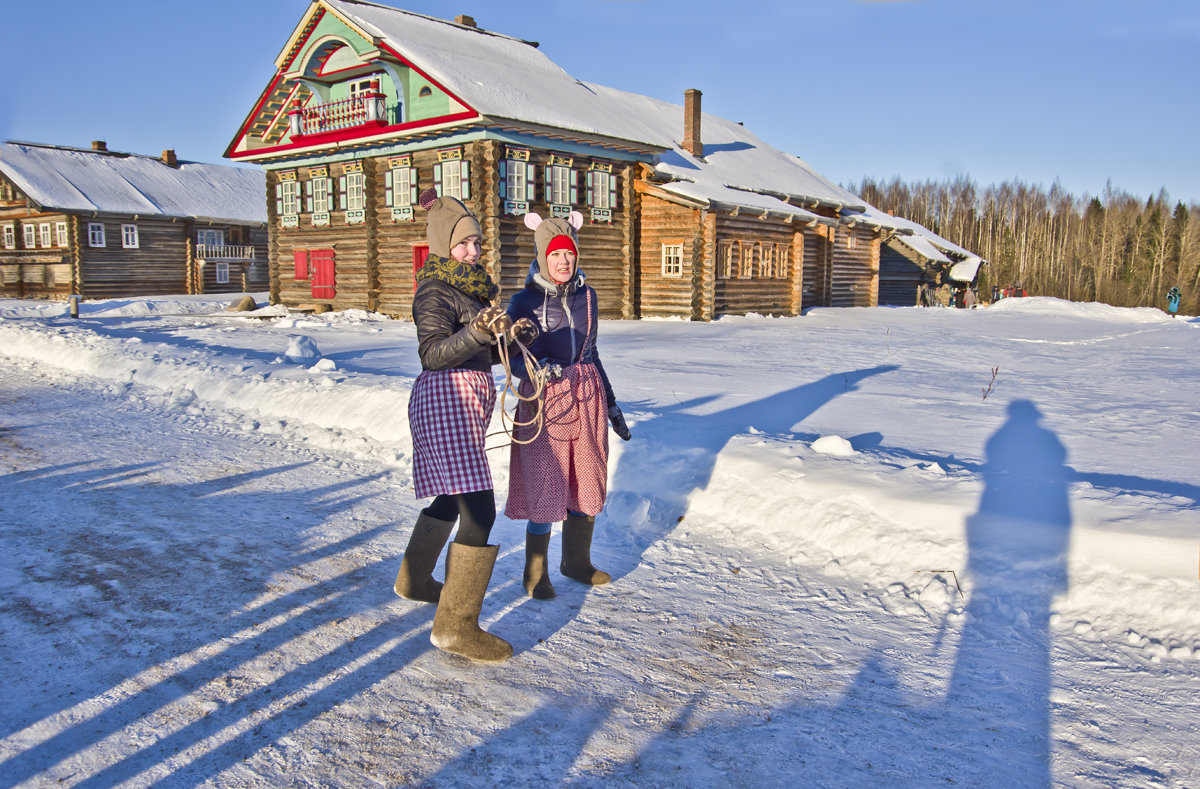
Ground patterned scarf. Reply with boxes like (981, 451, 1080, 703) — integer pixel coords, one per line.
(416, 253, 499, 303)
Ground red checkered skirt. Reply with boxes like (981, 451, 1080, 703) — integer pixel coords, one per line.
(409, 368, 497, 499)
(505, 362, 609, 522)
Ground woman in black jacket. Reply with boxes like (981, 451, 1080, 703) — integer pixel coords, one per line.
(393, 189, 535, 662)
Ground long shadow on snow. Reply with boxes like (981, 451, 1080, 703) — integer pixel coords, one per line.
(477, 398, 1076, 787)
(628, 398, 1071, 785)
(0, 457, 427, 785)
(600, 365, 900, 580)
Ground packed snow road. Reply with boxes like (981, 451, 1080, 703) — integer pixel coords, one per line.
(2, 298, 1199, 787)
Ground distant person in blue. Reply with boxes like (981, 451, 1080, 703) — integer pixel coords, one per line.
(1167, 286, 1181, 318)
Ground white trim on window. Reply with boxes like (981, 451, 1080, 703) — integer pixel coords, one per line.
(24, 225, 37, 249)
(38, 223, 52, 248)
(121, 224, 139, 249)
(2, 224, 15, 250)
(88, 222, 106, 248)
(661, 243, 684, 278)
(344, 171, 365, 211)
(55, 221, 69, 248)
(215, 262, 230, 285)
(277, 180, 301, 216)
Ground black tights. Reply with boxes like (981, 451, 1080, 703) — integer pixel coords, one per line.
(424, 490, 496, 547)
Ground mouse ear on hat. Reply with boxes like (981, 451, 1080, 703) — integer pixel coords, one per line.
(523, 212, 543, 231)
(566, 210, 584, 231)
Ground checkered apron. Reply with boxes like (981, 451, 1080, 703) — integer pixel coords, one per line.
(409, 368, 497, 498)
(505, 293, 609, 522)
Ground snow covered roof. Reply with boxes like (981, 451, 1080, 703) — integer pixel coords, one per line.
(852, 202, 984, 264)
(0, 141, 267, 224)
(316, 0, 864, 216)
(895, 233, 952, 264)
(948, 256, 984, 283)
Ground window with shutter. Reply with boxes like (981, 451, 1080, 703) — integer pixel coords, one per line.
(310, 249, 336, 299)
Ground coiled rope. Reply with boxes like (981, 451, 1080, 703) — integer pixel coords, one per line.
(480, 313, 548, 451)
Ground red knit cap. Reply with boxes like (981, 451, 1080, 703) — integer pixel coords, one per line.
(545, 234, 577, 256)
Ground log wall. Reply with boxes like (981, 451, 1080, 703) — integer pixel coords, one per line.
(711, 213, 801, 317)
(879, 240, 925, 306)
(636, 194, 699, 318)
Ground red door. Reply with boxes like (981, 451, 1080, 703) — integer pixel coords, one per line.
(412, 243, 429, 293)
(311, 249, 336, 299)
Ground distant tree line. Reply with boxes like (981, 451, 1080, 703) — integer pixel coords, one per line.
(848, 175, 1200, 313)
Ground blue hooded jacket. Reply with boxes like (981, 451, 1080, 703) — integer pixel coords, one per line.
(505, 261, 616, 408)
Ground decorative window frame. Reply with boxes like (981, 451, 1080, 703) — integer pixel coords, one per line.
(275, 172, 301, 221)
(2, 224, 14, 250)
(385, 155, 419, 222)
(586, 161, 617, 223)
(121, 224, 140, 249)
(39, 223, 52, 248)
(338, 163, 365, 224)
(55, 221, 69, 248)
(544, 154, 577, 211)
(499, 147, 535, 215)
(87, 222, 106, 248)
(434, 148, 470, 200)
(661, 241, 684, 278)
(24, 224, 37, 249)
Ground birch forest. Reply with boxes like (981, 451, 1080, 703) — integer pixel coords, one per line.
(849, 176, 1200, 314)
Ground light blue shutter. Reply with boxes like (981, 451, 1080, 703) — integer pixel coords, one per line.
(525, 163, 536, 201)
(544, 165, 552, 203)
(568, 170, 578, 204)
(609, 173, 618, 209)
(433, 163, 442, 196)
(304, 180, 313, 213)
(275, 183, 285, 215)
(586, 171, 594, 206)
(384, 169, 393, 207)
(498, 160, 507, 200)
(460, 160, 470, 200)
(409, 168, 418, 205)
(338, 175, 347, 210)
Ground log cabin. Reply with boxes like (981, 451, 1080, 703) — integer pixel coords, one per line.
(226, 0, 979, 319)
(0, 140, 268, 301)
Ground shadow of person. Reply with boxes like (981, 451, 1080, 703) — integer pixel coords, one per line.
(601, 365, 900, 580)
(944, 398, 1072, 787)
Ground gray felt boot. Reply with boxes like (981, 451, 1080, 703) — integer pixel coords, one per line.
(560, 513, 611, 586)
(430, 543, 513, 662)
(523, 531, 557, 600)
(394, 511, 455, 603)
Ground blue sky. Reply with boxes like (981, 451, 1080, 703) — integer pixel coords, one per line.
(5, 0, 1198, 205)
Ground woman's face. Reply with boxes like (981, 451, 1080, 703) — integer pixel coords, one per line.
(547, 249, 577, 283)
(450, 236, 482, 264)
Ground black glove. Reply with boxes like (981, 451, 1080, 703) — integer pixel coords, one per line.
(509, 317, 540, 346)
(469, 305, 512, 342)
(608, 404, 631, 441)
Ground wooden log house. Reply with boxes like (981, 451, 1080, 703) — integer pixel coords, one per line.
(0, 141, 268, 301)
(227, 0, 978, 320)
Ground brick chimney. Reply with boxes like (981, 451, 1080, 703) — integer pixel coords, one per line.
(91, 140, 108, 152)
(682, 89, 702, 158)
(161, 149, 178, 166)
(455, 14, 477, 27)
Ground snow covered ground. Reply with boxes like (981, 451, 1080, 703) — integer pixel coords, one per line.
(1, 294, 1197, 787)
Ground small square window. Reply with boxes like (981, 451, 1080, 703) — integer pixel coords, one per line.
(661, 243, 684, 278)
(122, 224, 139, 249)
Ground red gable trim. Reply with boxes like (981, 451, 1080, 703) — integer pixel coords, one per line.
(229, 110, 478, 160)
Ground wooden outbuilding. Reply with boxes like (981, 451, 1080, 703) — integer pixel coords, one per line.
(0, 140, 268, 301)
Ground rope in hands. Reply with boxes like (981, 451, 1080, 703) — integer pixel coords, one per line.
(470, 305, 548, 451)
